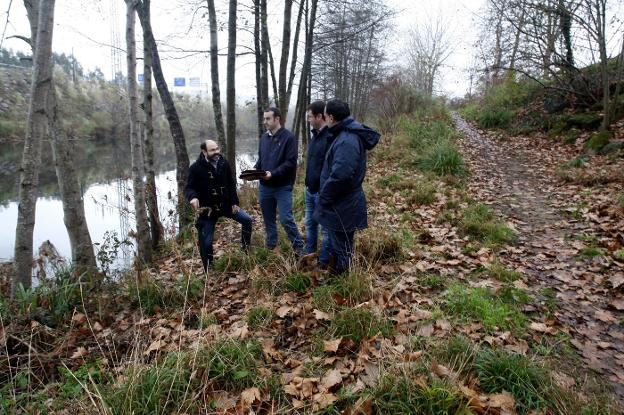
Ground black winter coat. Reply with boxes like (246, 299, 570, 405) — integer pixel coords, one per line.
(313, 117, 380, 231)
(185, 154, 239, 217)
(305, 126, 332, 194)
(254, 127, 298, 188)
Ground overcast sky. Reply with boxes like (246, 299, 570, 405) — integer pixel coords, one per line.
(2, 0, 486, 98)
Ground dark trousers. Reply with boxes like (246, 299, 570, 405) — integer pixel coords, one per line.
(196, 209, 253, 270)
(326, 228, 355, 274)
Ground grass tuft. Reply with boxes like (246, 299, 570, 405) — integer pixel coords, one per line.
(330, 307, 394, 343)
(460, 203, 516, 246)
(246, 306, 275, 329)
(476, 348, 552, 414)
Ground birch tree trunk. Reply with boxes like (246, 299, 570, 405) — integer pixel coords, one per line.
(226, 0, 237, 173)
(22, 0, 98, 280)
(13, 0, 55, 293)
(141, 0, 162, 249)
(126, 0, 152, 264)
(207, 0, 226, 151)
(137, 0, 190, 232)
(254, 0, 264, 137)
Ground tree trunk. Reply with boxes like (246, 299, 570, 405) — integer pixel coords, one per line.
(294, 0, 317, 148)
(207, 0, 226, 151)
(13, 0, 55, 293)
(126, 0, 152, 264)
(285, 0, 305, 118)
(260, 0, 270, 106)
(277, 0, 294, 118)
(596, 0, 609, 131)
(226, 0, 237, 172)
(23, 0, 98, 279)
(254, 0, 264, 137)
(137, 0, 190, 232)
(142, 0, 162, 249)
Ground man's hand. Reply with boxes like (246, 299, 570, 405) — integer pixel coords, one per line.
(262, 171, 272, 180)
(232, 205, 240, 214)
(190, 198, 200, 210)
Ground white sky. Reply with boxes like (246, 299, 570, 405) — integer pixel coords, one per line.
(1, 0, 487, 99)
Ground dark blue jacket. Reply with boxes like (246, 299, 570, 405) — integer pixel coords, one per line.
(305, 126, 332, 194)
(254, 127, 298, 187)
(313, 117, 380, 231)
(186, 154, 239, 217)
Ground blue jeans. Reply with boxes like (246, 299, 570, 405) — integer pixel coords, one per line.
(327, 229, 355, 274)
(259, 184, 304, 254)
(304, 188, 330, 264)
(196, 209, 253, 270)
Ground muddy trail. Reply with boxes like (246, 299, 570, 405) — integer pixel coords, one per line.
(453, 113, 624, 399)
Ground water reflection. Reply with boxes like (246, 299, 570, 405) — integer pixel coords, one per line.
(0, 152, 258, 272)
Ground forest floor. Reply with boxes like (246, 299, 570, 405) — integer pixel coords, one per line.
(1, 108, 624, 414)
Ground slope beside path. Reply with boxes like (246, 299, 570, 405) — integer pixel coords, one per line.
(453, 112, 624, 399)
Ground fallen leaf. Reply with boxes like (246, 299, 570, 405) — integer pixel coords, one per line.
(417, 324, 434, 337)
(488, 391, 515, 411)
(431, 360, 450, 378)
(92, 321, 104, 332)
(595, 310, 618, 323)
(610, 298, 624, 311)
(71, 346, 88, 359)
(240, 387, 261, 407)
(320, 369, 342, 391)
(313, 309, 331, 321)
(324, 338, 342, 353)
(72, 312, 87, 324)
(312, 393, 338, 411)
(343, 395, 373, 415)
(144, 340, 164, 355)
(276, 306, 292, 318)
(530, 322, 556, 334)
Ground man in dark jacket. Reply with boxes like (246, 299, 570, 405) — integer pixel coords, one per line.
(304, 101, 332, 266)
(186, 140, 253, 271)
(254, 107, 304, 254)
(313, 99, 380, 274)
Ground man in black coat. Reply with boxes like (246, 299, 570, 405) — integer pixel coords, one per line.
(186, 140, 253, 270)
(304, 100, 332, 266)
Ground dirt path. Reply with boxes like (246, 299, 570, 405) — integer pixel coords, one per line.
(453, 113, 624, 399)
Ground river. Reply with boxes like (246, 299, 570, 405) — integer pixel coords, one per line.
(0, 137, 258, 274)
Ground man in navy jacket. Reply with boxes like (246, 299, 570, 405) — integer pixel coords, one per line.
(314, 99, 380, 274)
(254, 107, 304, 254)
(304, 101, 332, 266)
(186, 140, 253, 270)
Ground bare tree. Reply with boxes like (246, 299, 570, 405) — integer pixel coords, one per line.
(141, 0, 163, 249)
(207, 0, 226, 151)
(13, 0, 56, 292)
(125, 0, 152, 264)
(226, 0, 237, 172)
(136, 0, 191, 232)
(406, 16, 454, 96)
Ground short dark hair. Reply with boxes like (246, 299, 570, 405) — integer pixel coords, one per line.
(325, 99, 350, 122)
(264, 106, 282, 121)
(307, 100, 326, 118)
(200, 141, 207, 151)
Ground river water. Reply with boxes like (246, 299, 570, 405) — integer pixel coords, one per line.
(0, 138, 258, 273)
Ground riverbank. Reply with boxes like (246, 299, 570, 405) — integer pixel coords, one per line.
(1, 102, 621, 414)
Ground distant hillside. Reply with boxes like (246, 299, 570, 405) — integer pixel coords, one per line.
(0, 65, 31, 141)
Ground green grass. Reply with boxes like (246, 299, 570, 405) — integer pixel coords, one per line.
(246, 306, 275, 329)
(478, 108, 513, 128)
(285, 271, 312, 292)
(444, 283, 527, 333)
(417, 139, 465, 176)
(330, 308, 394, 343)
(332, 271, 373, 304)
(476, 349, 552, 414)
(487, 261, 523, 283)
(406, 182, 438, 205)
(127, 278, 184, 315)
(106, 339, 263, 414)
(584, 131, 611, 151)
(420, 274, 447, 290)
(460, 203, 516, 246)
(577, 245, 606, 260)
(312, 285, 340, 313)
(374, 372, 469, 414)
(357, 231, 404, 264)
(213, 250, 252, 273)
